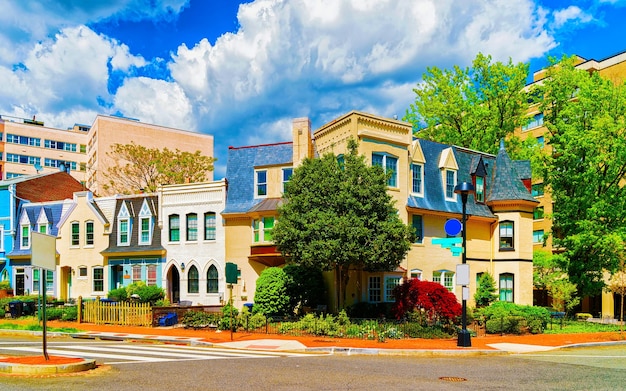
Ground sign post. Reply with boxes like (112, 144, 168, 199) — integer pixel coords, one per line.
(31, 232, 57, 361)
(225, 263, 238, 341)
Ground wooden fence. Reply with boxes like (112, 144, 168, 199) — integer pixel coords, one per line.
(80, 297, 152, 327)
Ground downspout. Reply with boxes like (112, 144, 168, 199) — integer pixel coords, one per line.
(490, 219, 498, 276)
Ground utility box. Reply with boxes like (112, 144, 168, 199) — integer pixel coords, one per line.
(225, 263, 238, 284)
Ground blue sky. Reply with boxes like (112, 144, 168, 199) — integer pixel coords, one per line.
(0, 0, 624, 178)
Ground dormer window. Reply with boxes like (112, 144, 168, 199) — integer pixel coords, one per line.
(138, 200, 153, 245)
(411, 163, 424, 196)
(255, 170, 267, 197)
(475, 176, 485, 203)
(445, 170, 456, 199)
(117, 202, 130, 246)
(21, 224, 30, 249)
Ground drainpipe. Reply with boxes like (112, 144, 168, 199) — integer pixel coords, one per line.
(490, 219, 498, 276)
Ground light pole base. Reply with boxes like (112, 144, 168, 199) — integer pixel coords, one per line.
(457, 330, 472, 347)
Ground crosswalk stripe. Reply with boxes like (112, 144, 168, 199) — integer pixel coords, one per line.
(0, 343, 316, 365)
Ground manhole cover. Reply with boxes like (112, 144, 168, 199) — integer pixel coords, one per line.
(439, 376, 467, 382)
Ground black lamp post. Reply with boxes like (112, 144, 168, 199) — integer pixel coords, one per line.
(454, 181, 474, 347)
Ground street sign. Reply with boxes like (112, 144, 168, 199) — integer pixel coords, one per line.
(456, 264, 470, 286)
(31, 232, 56, 270)
(444, 218, 462, 236)
(225, 262, 238, 284)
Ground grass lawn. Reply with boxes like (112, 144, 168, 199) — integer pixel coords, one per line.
(544, 319, 624, 334)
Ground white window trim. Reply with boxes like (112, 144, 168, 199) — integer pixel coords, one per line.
(70, 221, 80, 248)
(252, 216, 275, 243)
(0, 226, 5, 252)
(410, 269, 422, 280)
(85, 220, 95, 247)
(443, 169, 457, 201)
(138, 200, 153, 245)
(20, 224, 31, 250)
(433, 270, 455, 291)
(92, 266, 105, 294)
(117, 202, 131, 246)
(77, 266, 88, 280)
(282, 167, 293, 193)
(411, 163, 424, 197)
(254, 169, 268, 199)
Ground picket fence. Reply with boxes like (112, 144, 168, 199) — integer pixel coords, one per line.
(80, 297, 152, 327)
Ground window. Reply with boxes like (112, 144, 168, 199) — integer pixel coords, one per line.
(411, 163, 423, 194)
(140, 217, 151, 244)
(147, 265, 157, 286)
(132, 265, 142, 283)
(38, 224, 47, 234)
(6, 134, 41, 146)
(412, 215, 423, 244)
(78, 267, 87, 278)
(385, 276, 401, 302)
(499, 273, 514, 302)
(522, 113, 544, 130)
(372, 153, 398, 187)
(117, 203, 130, 246)
(433, 270, 454, 291)
(139, 201, 152, 245)
(207, 265, 219, 293)
(188, 265, 199, 294)
(119, 219, 129, 245)
(445, 170, 456, 199)
(475, 176, 485, 203)
(186, 213, 198, 241)
(44, 139, 77, 151)
(204, 212, 216, 241)
(533, 230, 545, 244)
(85, 221, 94, 246)
(531, 183, 544, 197)
(499, 221, 514, 250)
(21, 225, 30, 248)
(169, 215, 180, 242)
(7, 153, 40, 165)
(368, 276, 381, 302)
(71, 222, 80, 246)
(33, 269, 40, 292)
(255, 170, 267, 197)
(93, 267, 104, 292)
(410, 269, 422, 280)
(533, 206, 544, 220)
(282, 168, 293, 193)
(253, 216, 275, 243)
(536, 136, 545, 148)
(80, 144, 87, 153)
(46, 270, 53, 292)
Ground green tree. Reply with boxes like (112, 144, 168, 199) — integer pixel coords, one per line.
(474, 273, 498, 307)
(103, 142, 216, 194)
(535, 56, 626, 298)
(273, 139, 414, 310)
(404, 52, 530, 155)
(253, 267, 291, 317)
(533, 250, 580, 313)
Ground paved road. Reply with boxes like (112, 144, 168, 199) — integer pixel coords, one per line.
(0, 340, 320, 365)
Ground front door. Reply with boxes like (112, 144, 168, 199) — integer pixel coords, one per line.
(168, 266, 180, 303)
(15, 273, 25, 296)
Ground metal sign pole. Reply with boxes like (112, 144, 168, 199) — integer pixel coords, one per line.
(41, 268, 49, 360)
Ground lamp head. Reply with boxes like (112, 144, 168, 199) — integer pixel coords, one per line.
(454, 182, 475, 195)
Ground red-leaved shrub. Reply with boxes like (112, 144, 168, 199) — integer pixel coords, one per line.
(391, 279, 462, 322)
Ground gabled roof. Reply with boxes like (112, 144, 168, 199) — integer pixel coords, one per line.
(408, 139, 495, 218)
(101, 194, 164, 255)
(9, 200, 66, 258)
(0, 171, 85, 202)
(223, 142, 293, 214)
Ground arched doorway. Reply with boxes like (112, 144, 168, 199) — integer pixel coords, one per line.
(167, 266, 180, 304)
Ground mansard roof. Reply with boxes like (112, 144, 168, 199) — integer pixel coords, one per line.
(223, 142, 293, 215)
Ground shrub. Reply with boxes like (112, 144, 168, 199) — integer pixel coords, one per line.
(181, 311, 221, 329)
(133, 285, 165, 304)
(346, 302, 393, 318)
(43, 307, 64, 320)
(253, 267, 291, 316)
(474, 273, 498, 307)
(477, 302, 550, 334)
(392, 279, 462, 323)
(0, 280, 11, 290)
(220, 303, 240, 331)
(107, 287, 127, 301)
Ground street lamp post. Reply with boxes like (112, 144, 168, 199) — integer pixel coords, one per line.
(454, 181, 474, 347)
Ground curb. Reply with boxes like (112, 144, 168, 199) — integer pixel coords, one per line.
(304, 346, 508, 356)
(0, 359, 96, 375)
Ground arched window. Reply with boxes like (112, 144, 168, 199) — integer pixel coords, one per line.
(207, 265, 219, 293)
(188, 265, 199, 293)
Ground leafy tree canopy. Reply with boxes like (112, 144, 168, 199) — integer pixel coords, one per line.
(404, 52, 530, 155)
(103, 142, 216, 194)
(535, 56, 626, 297)
(273, 139, 414, 310)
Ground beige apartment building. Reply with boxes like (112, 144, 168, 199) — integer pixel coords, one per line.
(0, 114, 214, 196)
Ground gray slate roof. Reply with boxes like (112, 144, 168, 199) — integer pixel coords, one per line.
(223, 142, 293, 214)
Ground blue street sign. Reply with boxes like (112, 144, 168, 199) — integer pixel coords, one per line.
(444, 218, 462, 236)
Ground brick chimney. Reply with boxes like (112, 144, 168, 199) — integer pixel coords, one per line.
(292, 117, 312, 167)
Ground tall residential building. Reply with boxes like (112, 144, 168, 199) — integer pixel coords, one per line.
(515, 50, 626, 317)
(0, 114, 214, 196)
